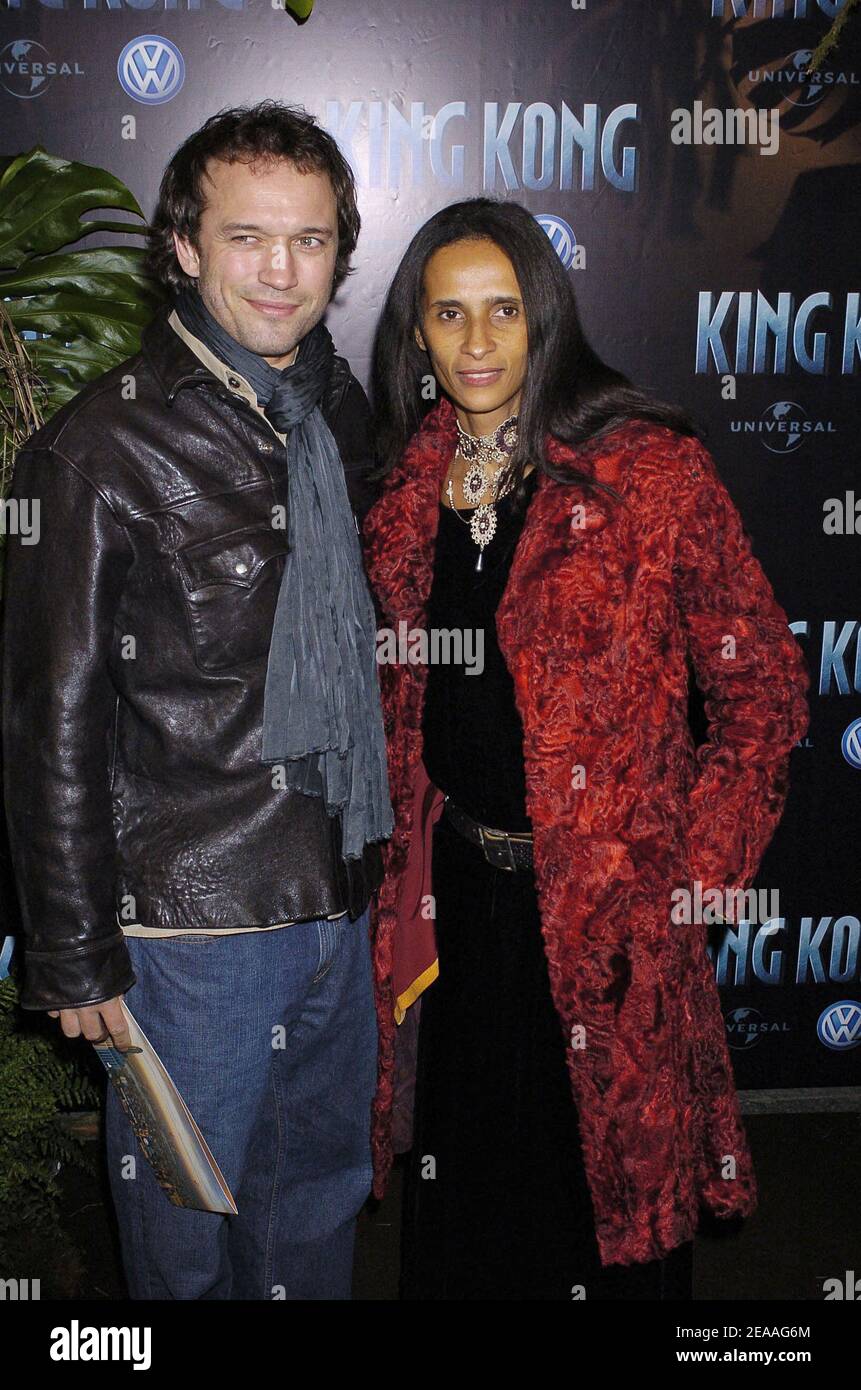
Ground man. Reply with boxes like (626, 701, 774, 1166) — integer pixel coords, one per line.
(0, 101, 393, 1300)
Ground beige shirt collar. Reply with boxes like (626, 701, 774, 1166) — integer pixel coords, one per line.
(167, 306, 301, 442)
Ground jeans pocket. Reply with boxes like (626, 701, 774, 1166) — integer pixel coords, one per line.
(162, 934, 221, 946)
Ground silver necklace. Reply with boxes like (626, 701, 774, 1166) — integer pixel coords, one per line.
(446, 413, 519, 572)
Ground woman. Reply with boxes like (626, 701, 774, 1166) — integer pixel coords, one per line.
(362, 198, 809, 1300)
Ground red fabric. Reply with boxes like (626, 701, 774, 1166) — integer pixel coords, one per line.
(388, 763, 444, 1154)
(391, 761, 445, 1017)
(363, 397, 810, 1266)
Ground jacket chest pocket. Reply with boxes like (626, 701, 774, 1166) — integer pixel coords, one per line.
(176, 525, 290, 672)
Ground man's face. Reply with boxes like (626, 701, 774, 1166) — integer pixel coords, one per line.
(172, 156, 339, 369)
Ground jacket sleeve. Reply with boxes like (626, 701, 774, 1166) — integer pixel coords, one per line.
(669, 437, 810, 898)
(0, 444, 137, 1010)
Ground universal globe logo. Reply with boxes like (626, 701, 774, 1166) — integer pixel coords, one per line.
(118, 36, 185, 106)
(841, 717, 861, 770)
(729, 400, 835, 454)
(758, 402, 809, 455)
(734, 45, 857, 133)
(726, 1007, 765, 1050)
(817, 1001, 861, 1051)
(536, 214, 578, 269)
(0, 40, 84, 99)
(784, 50, 828, 109)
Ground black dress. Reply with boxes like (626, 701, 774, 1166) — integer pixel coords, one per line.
(400, 471, 694, 1301)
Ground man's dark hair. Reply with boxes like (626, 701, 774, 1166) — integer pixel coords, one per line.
(146, 99, 360, 298)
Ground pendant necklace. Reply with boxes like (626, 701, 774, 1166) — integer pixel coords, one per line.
(445, 412, 519, 572)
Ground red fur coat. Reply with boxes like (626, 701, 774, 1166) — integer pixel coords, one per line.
(362, 396, 810, 1265)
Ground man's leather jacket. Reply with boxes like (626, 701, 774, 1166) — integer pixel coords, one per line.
(0, 303, 385, 1011)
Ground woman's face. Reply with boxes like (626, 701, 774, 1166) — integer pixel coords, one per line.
(414, 236, 528, 435)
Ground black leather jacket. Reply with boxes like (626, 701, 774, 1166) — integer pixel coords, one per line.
(0, 303, 385, 1011)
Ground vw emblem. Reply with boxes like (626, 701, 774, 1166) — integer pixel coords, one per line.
(117, 35, 185, 106)
(535, 214, 578, 269)
(817, 1000, 861, 1051)
(841, 718, 861, 770)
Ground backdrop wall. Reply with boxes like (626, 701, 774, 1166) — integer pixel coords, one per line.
(1, 0, 859, 1087)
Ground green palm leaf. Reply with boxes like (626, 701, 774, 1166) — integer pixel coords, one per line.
(0, 145, 165, 442)
(0, 146, 147, 266)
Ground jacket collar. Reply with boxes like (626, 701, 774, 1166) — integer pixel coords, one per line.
(140, 301, 350, 450)
(141, 301, 221, 404)
(140, 300, 303, 410)
(363, 395, 627, 631)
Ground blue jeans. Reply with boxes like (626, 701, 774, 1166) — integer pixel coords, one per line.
(104, 908, 377, 1300)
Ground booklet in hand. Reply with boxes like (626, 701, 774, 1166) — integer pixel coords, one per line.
(92, 999, 237, 1215)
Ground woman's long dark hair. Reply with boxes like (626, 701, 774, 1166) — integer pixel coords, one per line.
(370, 197, 705, 507)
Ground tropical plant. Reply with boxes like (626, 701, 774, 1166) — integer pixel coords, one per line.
(0, 298, 45, 510)
(807, 0, 860, 70)
(0, 974, 102, 1273)
(0, 145, 163, 416)
(0, 144, 164, 584)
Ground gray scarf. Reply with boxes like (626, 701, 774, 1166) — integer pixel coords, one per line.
(172, 287, 393, 861)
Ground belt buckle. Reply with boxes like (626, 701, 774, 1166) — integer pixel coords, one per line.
(479, 825, 518, 872)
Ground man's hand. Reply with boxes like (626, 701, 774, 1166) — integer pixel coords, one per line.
(47, 996, 132, 1050)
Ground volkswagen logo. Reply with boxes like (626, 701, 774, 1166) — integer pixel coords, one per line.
(841, 718, 861, 770)
(535, 214, 578, 269)
(117, 35, 185, 106)
(817, 1000, 861, 1051)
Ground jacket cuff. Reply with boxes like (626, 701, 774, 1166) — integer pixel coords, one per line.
(18, 929, 137, 1012)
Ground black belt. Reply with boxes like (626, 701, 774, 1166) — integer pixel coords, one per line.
(441, 797, 534, 872)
